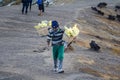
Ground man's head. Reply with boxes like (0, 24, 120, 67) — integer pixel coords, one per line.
(52, 20, 59, 31)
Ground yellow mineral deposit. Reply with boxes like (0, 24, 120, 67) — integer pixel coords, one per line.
(64, 24, 80, 37)
(72, 24, 80, 37)
(34, 20, 51, 30)
(41, 22, 47, 28)
(65, 26, 73, 37)
(48, 21, 52, 27)
(34, 20, 52, 36)
(34, 25, 40, 30)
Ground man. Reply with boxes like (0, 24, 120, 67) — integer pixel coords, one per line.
(22, 0, 29, 14)
(47, 21, 65, 73)
(37, 0, 44, 16)
(28, 0, 32, 11)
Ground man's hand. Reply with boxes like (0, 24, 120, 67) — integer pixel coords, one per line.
(47, 41, 50, 47)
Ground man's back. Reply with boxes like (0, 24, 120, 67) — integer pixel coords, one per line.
(37, 0, 43, 4)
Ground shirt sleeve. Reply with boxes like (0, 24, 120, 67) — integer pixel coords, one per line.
(47, 29, 52, 42)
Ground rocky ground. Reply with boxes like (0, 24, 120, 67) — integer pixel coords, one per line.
(0, 0, 120, 80)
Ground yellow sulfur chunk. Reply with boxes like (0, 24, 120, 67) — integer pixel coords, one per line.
(41, 20, 48, 23)
(72, 24, 80, 37)
(65, 26, 71, 37)
(34, 25, 41, 30)
(41, 22, 47, 27)
(48, 21, 52, 27)
(65, 26, 74, 37)
(37, 23, 42, 28)
(64, 24, 80, 37)
(69, 27, 74, 37)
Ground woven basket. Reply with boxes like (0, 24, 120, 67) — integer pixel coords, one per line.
(36, 27, 50, 36)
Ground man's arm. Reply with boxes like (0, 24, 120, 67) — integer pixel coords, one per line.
(47, 32, 52, 46)
(47, 40, 50, 46)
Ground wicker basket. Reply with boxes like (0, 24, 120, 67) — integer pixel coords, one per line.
(36, 27, 50, 36)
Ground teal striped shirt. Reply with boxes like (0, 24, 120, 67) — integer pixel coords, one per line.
(47, 28, 64, 46)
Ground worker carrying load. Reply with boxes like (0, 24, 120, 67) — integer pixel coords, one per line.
(47, 20, 65, 73)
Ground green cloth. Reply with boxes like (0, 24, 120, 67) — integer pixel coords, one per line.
(52, 45, 64, 61)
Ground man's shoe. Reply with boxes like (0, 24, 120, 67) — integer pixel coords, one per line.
(53, 68, 58, 72)
(57, 69, 64, 73)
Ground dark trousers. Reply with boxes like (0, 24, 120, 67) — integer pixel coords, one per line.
(22, 3, 29, 14)
(29, 1, 32, 11)
(42, 4, 44, 12)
